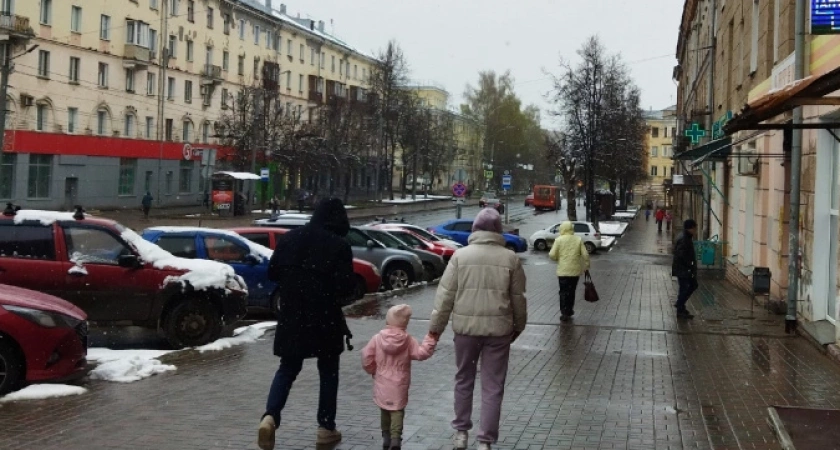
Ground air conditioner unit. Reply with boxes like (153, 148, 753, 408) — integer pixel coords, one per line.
(738, 143, 760, 176)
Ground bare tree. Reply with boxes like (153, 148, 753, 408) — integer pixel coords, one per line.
(544, 131, 583, 220)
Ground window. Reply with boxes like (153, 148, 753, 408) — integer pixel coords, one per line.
(266, 30, 271, 49)
(165, 171, 173, 194)
(300, 43, 305, 62)
(67, 108, 77, 133)
(299, 74, 304, 93)
(664, 127, 669, 138)
(146, 72, 155, 95)
(354, 65, 357, 79)
(69, 56, 80, 83)
(118, 158, 137, 195)
(149, 29, 158, 57)
(206, 6, 213, 28)
(97, 63, 108, 87)
(168, 35, 177, 58)
(179, 160, 193, 192)
(184, 80, 192, 103)
(331, 55, 335, 73)
(287, 39, 292, 54)
(237, 55, 244, 75)
(167, 76, 175, 100)
(750, 0, 759, 73)
(186, 40, 194, 61)
(37, 50, 49, 77)
(0, 154, 14, 200)
(70, 5, 82, 32)
(124, 114, 135, 137)
(223, 13, 231, 34)
(203, 236, 248, 262)
(222, 51, 229, 71)
(144, 171, 153, 192)
(253, 25, 260, 44)
(64, 227, 130, 266)
(286, 71, 291, 90)
(0, 224, 55, 260)
(651, 127, 659, 138)
(310, 47, 315, 65)
(35, 105, 47, 131)
(165, 118, 174, 141)
(651, 166, 658, 176)
(145, 116, 154, 138)
(239, 19, 245, 40)
(150, 0, 158, 9)
(96, 110, 107, 135)
(663, 145, 671, 157)
(651, 146, 658, 157)
(125, 68, 135, 92)
(156, 235, 198, 258)
(27, 155, 52, 199)
(204, 46, 212, 65)
(362, 68, 367, 81)
(201, 121, 209, 143)
(320, 52, 325, 69)
(253, 57, 259, 78)
(169, 0, 178, 16)
(221, 88, 229, 108)
(182, 120, 192, 142)
(126, 20, 150, 47)
(100, 15, 110, 40)
(186, 0, 194, 22)
(40, 0, 52, 24)
(671, 127, 676, 137)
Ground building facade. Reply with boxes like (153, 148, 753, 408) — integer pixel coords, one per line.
(638, 106, 677, 207)
(2, 0, 376, 209)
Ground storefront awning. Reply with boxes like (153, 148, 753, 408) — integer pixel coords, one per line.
(673, 136, 732, 161)
(725, 65, 840, 133)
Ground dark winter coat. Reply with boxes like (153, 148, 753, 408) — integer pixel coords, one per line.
(268, 198, 355, 359)
(141, 193, 153, 208)
(672, 231, 697, 279)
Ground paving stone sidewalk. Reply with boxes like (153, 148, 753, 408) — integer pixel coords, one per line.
(1, 216, 839, 450)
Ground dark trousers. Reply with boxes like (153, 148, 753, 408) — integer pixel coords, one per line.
(557, 276, 580, 316)
(264, 354, 340, 430)
(676, 277, 698, 313)
(142, 206, 150, 218)
(657, 220, 663, 231)
(297, 200, 305, 212)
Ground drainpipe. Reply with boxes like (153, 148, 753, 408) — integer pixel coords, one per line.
(786, 0, 806, 333)
(705, 0, 718, 240)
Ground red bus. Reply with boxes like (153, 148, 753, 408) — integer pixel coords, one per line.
(533, 185, 561, 211)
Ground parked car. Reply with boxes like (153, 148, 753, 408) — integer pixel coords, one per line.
(140, 227, 278, 311)
(0, 208, 248, 348)
(228, 226, 382, 299)
(363, 220, 462, 249)
(479, 195, 505, 214)
(359, 227, 446, 281)
(524, 193, 534, 207)
(373, 225, 456, 262)
(346, 227, 424, 290)
(430, 219, 528, 253)
(0, 284, 88, 395)
(253, 213, 312, 229)
(528, 221, 615, 254)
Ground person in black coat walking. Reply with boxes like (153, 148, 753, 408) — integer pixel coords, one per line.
(258, 198, 356, 450)
(672, 219, 698, 319)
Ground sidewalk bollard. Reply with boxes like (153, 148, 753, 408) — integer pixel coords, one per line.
(456, 203, 462, 219)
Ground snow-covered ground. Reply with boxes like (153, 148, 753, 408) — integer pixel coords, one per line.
(379, 195, 451, 204)
(0, 321, 277, 402)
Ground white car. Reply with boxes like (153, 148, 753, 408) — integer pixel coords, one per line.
(528, 221, 615, 254)
(253, 213, 312, 229)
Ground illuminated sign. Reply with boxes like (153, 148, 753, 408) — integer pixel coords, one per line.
(811, 0, 840, 35)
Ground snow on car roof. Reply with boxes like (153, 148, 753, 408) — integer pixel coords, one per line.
(13, 210, 78, 225)
(145, 226, 274, 260)
(214, 171, 261, 180)
(121, 229, 245, 291)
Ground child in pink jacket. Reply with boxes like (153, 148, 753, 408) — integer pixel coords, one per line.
(362, 304, 438, 450)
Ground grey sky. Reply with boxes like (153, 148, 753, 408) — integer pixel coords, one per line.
(291, 0, 683, 126)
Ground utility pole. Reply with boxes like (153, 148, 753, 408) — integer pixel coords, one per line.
(156, 0, 170, 205)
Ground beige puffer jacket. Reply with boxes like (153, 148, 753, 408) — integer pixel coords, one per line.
(429, 231, 527, 337)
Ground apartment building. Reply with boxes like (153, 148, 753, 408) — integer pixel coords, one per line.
(638, 106, 677, 206)
(1, 0, 376, 209)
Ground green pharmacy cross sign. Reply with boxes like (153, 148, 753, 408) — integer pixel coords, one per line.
(685, 123, 707, 145)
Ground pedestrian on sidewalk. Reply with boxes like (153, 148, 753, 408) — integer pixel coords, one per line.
(655, 208, 665, 232)
(429, 208, 528, 450)
(297, 189, 308, 213)
(258, 198, 356, 450)
(645, 207, 651, 222)
(672, 219, 698, 320)
(141, 191, 153, 219)
(665, 210, 673, 231)
(362, 304, 438, 450)
(548, 221, 591, 321)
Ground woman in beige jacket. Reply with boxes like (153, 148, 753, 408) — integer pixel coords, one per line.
(429, 208, 527, 450)
(548, 221, 590, 321)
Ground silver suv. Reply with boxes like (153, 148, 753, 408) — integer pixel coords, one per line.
(345, 227, 424, 290)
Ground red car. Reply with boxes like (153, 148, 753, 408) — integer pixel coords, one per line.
(0, 284, 88, 395)
(373, 225, 456, 262)
(524, 193, 534, 207)
(228, 227, 382, 298)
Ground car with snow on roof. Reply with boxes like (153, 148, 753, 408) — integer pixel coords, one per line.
(0, 206, 248, 349)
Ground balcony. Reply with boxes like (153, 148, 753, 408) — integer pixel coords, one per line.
(123, 44, 151, 67)
(0, 13, 35, 41)
(201, 64, 223, 85)
(308, 90, 323, 105)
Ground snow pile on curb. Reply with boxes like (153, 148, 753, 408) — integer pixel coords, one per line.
(0, 384, 87, 403)
(196, 321, 276, 352)
(87, 348, 176, 383)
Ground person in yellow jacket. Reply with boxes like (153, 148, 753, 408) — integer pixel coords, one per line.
(548, 221, 590, 321)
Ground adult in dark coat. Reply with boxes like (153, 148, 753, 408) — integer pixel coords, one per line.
(258, 198, 355, 450)
(672, 219, 698, 319)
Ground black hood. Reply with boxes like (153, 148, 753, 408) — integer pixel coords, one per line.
(310, 198, 350, 237)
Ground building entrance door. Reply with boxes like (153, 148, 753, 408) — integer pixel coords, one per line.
(64, 177, 79, 211)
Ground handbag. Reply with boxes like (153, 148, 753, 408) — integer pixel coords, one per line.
(584, 270, 599, 302)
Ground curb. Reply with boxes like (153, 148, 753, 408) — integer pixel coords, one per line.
(766, 407, 796, 450)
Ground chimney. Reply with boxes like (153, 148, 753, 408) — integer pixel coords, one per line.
(279, 3, 286, 15)
(318, 20, 325, 32)
(310, 20, 315, 30)
(265, 0, 272, 10)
